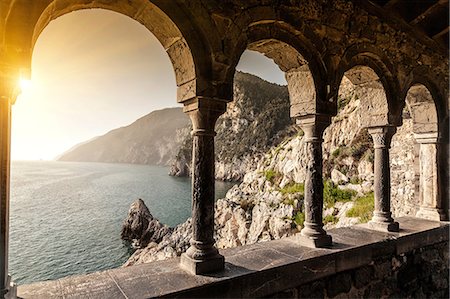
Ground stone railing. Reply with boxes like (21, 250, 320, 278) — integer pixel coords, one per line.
(17, 217, 449, 298)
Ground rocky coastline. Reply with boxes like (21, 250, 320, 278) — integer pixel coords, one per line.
(121, 74, 417, 267)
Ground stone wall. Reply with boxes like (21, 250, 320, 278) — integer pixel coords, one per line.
(391, 117, 418, 217)
(269, 241, 449, 299)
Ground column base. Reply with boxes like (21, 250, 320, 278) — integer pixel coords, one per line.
(416, 207, 446, 221)
(180, 252, 224, 275)
(295, 233, 332, 248)
(367, 220, 399, 232)
(2, 275, 17, 299)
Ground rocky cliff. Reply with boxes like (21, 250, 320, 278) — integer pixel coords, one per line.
(58, 108, 190, 166)
(169, 72, 294, 181)
(123, 76, 418, 266)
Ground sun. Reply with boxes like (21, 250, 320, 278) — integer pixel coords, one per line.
(19, 78, 32, 93)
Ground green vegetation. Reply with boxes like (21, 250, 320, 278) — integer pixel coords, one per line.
(293, 212, 305, 227)
(264, 169, 279, 184)
(323, 180, 357, 208)
(323, 215, 339, 225)
(346, 192, 374, 223)
(332, 147, 341, 158)
(350, 176, 362, 185)
(280, 182, 304, 195)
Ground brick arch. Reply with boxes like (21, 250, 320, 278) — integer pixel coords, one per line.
(334, 44, 401, 127)
(224, 22, 330, 116)
(4, 0, 211, 103)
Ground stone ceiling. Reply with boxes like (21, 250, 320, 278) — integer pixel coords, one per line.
(369, 0, 449, 51)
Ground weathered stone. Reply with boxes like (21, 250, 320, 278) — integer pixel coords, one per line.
(297, 281, 325, 299)
(368, 126, 399, 232)
(181, 102, 226, 274)
(295, 115, 332, 248)
(326, 272, 352, 298)
(121, 199, 172, 248)
(353, 266, 373, 289)
(331, 169, 349, 185)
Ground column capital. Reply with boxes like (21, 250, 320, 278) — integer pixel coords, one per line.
(295, 114, 331, 142)
(183, 97, 227, 136)
(414, 132, 440, 144)
(368, 126, 396, 149)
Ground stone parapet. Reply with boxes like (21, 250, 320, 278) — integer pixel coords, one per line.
(17, 217, 449, 298)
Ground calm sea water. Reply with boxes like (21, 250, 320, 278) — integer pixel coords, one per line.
(9, 161, 235, 285)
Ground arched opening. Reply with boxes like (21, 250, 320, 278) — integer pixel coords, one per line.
(401, 84, 444, 221)
(207, 37, 321, 249)
(9, 7, 205, 285)
(322, 65, 393, 228)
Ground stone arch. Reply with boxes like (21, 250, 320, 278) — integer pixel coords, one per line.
(225, 22, 330, 117)
(401, 67, 448, 136)
(401, 71, 448, 221)
(335, 44, 401, 127)
(3, 0, 211, 103)
(404, 84, 438, 135)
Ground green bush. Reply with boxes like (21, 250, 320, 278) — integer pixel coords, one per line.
(346, 192, 374, 223)
(323, 180, 357, 208)
(332, 147, 341, 158)
(264, 169, 279, 183)
(280, 182, 304, 195)
(294, 212, 305, 227)
(323, 215, 339, 225)
(350, 176, 362, 185)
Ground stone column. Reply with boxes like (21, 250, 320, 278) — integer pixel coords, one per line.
(414, 133, 445, 221)
(0, 85, 16, 298)
(180, 97, 226, 275)
(296, 114, 332, 248)
(367, 126, 399, 232)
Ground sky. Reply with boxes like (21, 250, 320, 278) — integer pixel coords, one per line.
(12, 9, 286, 161)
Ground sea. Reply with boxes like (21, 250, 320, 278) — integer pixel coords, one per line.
(9, 161, 235, 285)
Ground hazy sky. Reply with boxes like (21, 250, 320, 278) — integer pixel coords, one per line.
(13, 9, 286, 161)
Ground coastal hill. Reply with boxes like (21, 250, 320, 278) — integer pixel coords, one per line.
(58, 72, 293, 178)
(58, 107, 190, 165)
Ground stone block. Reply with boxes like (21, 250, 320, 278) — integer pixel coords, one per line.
(353, 266, 373, 289)
(326, 272, 352, 298)
(297, 281, 325, 299)
(180, 252, 225, 275)
(295, 233, 332, 248)
(367, 220, 399, 232)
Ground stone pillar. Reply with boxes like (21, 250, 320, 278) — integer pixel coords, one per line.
(414, 133, 445, 221)
(296, 114, 332, 248)
(180, 97, 226, 275)
(0, 85, 16, 298)
(367, 126, 399, 232)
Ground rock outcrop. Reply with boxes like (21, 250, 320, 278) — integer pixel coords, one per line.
(121, 199, 172, 248)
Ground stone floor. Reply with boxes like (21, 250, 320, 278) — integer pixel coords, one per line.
(17, 217, 449, 299)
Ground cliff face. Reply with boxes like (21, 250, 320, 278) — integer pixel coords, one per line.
(169, 72, 294, 181)
(124, 76, 418, 266)
(58, 108, 190, 166)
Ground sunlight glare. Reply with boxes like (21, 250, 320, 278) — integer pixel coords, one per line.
(19, 78, 33, 93)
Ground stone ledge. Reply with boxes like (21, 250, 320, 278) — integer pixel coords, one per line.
(17, 217, 449, 299)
